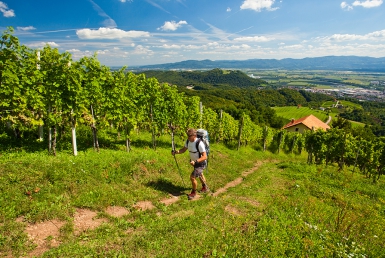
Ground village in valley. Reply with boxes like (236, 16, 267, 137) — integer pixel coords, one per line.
(303, 86, 385, 102)
(248, 70, 385, 102)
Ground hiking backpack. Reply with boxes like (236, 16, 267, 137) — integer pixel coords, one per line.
(196, 128, 210, 158)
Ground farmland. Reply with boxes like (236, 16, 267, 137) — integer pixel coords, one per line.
(245, 69, 385, 90)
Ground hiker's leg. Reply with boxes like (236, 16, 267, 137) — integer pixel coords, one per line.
(190, 173, 197, 191)
(199, 173, 207, 186)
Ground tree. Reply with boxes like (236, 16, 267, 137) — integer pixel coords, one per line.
(39, 45, 74, 155)
(79, 55, 110, 152)
(332, 116, 352, 131)
(0, 27, 43, 139)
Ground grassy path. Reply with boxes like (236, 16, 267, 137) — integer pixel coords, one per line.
(5, 157, 271, 257)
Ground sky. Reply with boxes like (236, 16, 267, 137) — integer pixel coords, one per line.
(1, 0, 385, 67)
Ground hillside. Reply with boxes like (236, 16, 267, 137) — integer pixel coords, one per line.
(138, 68, 385, 135)
(1, 133, 384, 257)
(135, 56, 385, 72)
(138, 69, 335, 128)
(139, 68, 266, 89)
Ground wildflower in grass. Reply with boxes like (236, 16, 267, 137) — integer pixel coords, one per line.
(305, 222, 318, 230)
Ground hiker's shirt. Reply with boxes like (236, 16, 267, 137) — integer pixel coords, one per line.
(185, 138, 207, 167)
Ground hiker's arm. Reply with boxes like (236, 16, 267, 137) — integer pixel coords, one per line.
(195, 151, 207, 163)
(174, 146, 187, 154)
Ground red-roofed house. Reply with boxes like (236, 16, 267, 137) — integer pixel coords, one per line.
(282, 114, 330, 133)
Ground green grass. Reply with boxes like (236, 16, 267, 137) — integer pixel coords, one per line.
(272, 106, 331, 122)
(322, 100, 363, 110)
(273, 103, 366, 127)
(1, 132, 385, 257)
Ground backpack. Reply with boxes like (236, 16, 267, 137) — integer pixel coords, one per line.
(196, 129, 210, 157)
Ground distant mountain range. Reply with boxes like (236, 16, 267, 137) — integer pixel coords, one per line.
(134, 56, 385, 72)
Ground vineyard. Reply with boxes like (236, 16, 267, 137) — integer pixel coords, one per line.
(2, 28, 385, 257)
(1, 27, 385, 181)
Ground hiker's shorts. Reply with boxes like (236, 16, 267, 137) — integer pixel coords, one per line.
(191, 166, 205, 178)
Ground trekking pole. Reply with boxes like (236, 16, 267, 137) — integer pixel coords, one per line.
(169, 124, 186, 188)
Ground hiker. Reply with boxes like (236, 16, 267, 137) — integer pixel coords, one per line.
(172, 128, 208, 199)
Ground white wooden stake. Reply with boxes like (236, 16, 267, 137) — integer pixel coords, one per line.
(37, 50, 44, 141)
(71, 109, 78, 156)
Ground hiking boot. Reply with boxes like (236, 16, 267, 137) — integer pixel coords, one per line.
(200, 186, 209, 193)
(188, 191, 196, 200)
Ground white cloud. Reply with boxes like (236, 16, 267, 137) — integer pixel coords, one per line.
(96, 49, 110, 55)
(240, 0, 279, 12)
(158, 20, 187, 31)
(227, 7, 231, 12)
(233, 35, 274, 42)
(279, 44, 304, 50)
(119, 0, 132, 2)
(352, 0, 383, 8)
(67, 49, 81, 53)
(320, 29, 385, 42)
(0, 1, 15, 17)
(329, 34, 363, 41)
(76, 28, 150, 39)
(27, 42, 60, 48)
(17, 26, 36, 31)
(161, 44, 182, 49)
(367, 29, 385, 38)
(66, 49, 92, 59)
(341, 2, 354, 10)
(132, 45, 154, 55)
(156, 44, 202, 50)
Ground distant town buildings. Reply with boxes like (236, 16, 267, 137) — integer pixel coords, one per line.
(303, 87, 385, 102)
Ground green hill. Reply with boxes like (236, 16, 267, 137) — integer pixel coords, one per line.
(272, 106, 331, 123)
(139, 68, 266, 89)
(1, 132, 384, 257)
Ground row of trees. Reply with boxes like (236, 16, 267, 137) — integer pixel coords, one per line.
(0, 28, 202, 155)
(0, 27, 276, 155)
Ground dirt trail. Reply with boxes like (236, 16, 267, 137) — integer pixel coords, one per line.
(212, 161, 263, 197)
(15, 161, 265, 257)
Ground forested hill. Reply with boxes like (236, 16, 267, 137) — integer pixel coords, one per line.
(138, 68, 266, 89)
(135, 56, 385, 71)
(138, 68, 334, 129)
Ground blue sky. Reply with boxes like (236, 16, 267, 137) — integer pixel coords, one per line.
(1, 0, 385, 67)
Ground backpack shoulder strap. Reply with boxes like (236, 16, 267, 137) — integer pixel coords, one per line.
(196, 138, 202, 158)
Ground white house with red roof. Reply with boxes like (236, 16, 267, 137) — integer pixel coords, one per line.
(282, 114, 330, 133)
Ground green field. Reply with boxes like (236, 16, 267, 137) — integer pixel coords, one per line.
(246, 69, 385, 91)
(322, 100, 363, 110)
(273, 103, 366, 128)
(272, 106, 331, 123)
